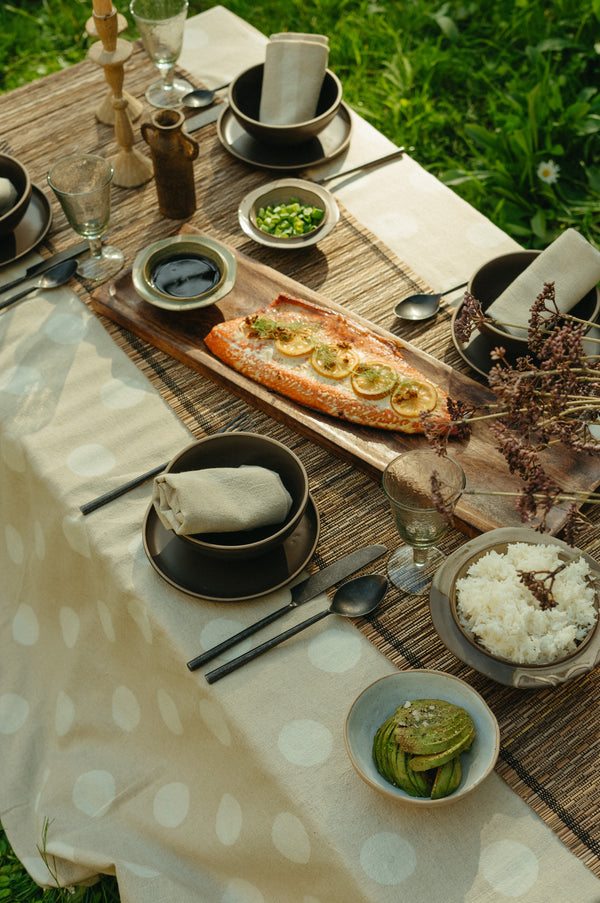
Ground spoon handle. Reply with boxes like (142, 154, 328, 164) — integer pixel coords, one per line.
(205, 609, 331, 684)
(441, 281, 468, 297)
(0, 285, 35, 310)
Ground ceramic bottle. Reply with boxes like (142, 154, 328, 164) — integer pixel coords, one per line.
(141, 109, 199, 219)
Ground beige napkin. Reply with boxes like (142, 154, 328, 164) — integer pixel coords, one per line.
(0, 177, 17, 214)
(486, 229, 600, 337)
(259, 32, 329, 125)
(152, 465, 293, 535)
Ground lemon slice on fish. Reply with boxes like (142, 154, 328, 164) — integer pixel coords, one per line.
(351, 362, 397, 399)
(274, 330, 315, 356)
(390, 378, 437, 417)
(311, 343, 359, 379)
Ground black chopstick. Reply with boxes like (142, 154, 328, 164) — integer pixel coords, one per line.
(80, 461, 169, 515)
(79, 411, 255, 516)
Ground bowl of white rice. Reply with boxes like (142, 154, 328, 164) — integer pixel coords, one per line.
(430, 527, 600, 688)
(453, 541, 598, 666)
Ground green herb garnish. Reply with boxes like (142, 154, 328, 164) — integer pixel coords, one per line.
(255, 198, 325, 237)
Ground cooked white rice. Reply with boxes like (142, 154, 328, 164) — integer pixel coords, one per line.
(455, 543, 598, 665)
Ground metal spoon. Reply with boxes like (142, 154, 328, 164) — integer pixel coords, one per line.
(0, 258, 78, 312)
(204, 573, 388, 683)
(393, 281, 468, 322)
(182, 83, 230, 108)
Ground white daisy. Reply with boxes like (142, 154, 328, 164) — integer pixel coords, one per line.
(537, 160, 560, 184)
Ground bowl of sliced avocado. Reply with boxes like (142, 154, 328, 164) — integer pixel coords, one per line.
(344, 670, 499, 806)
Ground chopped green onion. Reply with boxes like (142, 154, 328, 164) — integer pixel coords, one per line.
(255, 197, 325, 237)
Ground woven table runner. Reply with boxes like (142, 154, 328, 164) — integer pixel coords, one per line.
(2, 47, 600, 877)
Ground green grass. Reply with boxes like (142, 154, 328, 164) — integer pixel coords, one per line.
(1, 0, 600, 899)
(2, 0, 600, 247)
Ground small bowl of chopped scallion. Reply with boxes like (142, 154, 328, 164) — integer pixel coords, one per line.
(238, 178, 339, 249)
(254, 198, 325, 238)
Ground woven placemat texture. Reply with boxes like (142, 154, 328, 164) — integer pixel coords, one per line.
(2, 47, 599, 877)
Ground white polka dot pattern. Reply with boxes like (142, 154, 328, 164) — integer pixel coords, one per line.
(153, 782, 190, 828)
(359, 832, 417, 885)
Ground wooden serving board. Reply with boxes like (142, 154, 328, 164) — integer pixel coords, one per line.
(91, 225, 596, 537)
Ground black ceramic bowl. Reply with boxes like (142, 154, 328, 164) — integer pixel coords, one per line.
(0, 154, 32, 237)
(468, 250, 600, 359)
(165, 432, 310, 559)
(228, 64, 343, 147)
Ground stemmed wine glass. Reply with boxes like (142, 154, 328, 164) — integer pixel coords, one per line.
(382, 449, 466, 594)
(47, 154, 124, 282)
(130, 0, 193, 109)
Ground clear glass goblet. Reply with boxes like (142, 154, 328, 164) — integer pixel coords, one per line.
(130, 0, 193, 109)
(382, 449, 466, 594)
(47, 154, 124, 282)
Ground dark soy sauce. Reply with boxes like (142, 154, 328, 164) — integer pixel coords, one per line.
(152, 254, 221, 298)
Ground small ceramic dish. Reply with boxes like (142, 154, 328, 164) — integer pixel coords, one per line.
(229, 64, 343, 147)
(132, 234, 237, 311)
(344, 670, 500, 807)
(160, 432, 310, 560)
(430, 527, 600, 688)
(238, 178, 339, 250)
(0, 153, 32, 237)
(468, 250, 600, 359)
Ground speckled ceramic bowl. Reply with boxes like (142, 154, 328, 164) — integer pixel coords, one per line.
(430, 527, 600, 688)
(238, 178, 339, 249)
(345, 670, 500, 807)
(131, 234, 237, 311)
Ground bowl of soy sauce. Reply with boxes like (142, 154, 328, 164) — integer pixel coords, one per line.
(132, 234, 237, 311)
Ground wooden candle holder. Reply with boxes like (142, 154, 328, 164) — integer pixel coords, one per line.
(88, 8, 153, 188)
(85, 13, 143, 125)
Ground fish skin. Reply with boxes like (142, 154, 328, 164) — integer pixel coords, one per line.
(204, 294, 454, 434)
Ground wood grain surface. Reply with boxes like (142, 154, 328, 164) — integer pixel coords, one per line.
(91, 224, 596, 537)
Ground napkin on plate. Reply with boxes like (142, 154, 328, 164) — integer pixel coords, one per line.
(485, 228, 600, 337)
(259, 32, 329, 125)
(152, 465, 293, 536)
(0, 177, 17, 215)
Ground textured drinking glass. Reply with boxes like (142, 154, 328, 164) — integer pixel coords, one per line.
(47, 154, 124, 282)
(382, 449, 465, 594)
(130, 0, 192, 109)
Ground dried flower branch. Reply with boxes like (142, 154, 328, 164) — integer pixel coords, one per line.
(516, 564, 567, 610)
(433, 280, 600, 539)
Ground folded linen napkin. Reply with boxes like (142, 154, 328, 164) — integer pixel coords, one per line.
(259, 32, 329, 125)
(485, 228, 600, 337)
(0, 177, 17, 215)
(152, 465, 293, 536)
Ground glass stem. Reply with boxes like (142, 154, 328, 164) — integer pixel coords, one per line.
(88, 237, 103, 259)
(160, 64, 174, 87)
(412, 548, 430, 568)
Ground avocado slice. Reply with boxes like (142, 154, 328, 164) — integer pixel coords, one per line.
(387, 740, 421, 796)
(430, 758, 456, 800)
(446, 754, 463, 796)
(372, 717, 398, 785)
(373, 713, 422, 796)
(393, 700, 475, 756)
(409, 726, 476, 772)
(406, 761, 433, 797)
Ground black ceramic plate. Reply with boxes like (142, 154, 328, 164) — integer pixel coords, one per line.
(429, 527, 600, 688)
(143, 494, 320, 602)
(217, 103, 353, 172)
(0, 185, 52, 267)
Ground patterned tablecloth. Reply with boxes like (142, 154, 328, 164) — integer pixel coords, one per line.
(1, 6, 599, 903)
